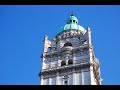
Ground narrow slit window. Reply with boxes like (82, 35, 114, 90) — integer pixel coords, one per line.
(65, 81, 68, 85)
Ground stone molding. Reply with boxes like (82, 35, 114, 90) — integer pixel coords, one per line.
(39, 62, 92, 79)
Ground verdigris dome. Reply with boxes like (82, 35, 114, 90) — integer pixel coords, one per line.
(57, 13, 86, 35)
(64, 14, 86, 32)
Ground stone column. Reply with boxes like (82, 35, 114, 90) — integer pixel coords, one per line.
(82, 70, 84, 85)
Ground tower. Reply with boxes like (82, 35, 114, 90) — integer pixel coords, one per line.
(39, 13, 102, 85)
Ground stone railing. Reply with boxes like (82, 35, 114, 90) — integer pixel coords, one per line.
(55, 30, 85, 42)
(42, 60, 90, 71)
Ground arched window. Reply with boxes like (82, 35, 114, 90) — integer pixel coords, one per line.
(61, 60, 66, 66)
(68, 59, 73, 65)
(64, 42, 72, 47)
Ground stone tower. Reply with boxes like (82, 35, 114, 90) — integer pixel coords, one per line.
(39, 13, 102, 85)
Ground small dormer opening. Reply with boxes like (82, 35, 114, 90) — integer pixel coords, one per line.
(73, 20, 75, 22)
(70, 20, 72, 22)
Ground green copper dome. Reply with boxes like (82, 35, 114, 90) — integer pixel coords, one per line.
(64, 14, 86, 31)
(57, 13, 86, 35)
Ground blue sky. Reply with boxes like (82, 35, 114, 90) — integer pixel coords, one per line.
(0, 5, 120, 85)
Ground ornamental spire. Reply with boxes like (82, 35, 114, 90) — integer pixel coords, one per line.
(70, 11, 74, 16)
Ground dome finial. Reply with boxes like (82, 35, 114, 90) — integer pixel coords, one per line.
(71, 11, 74, 16)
